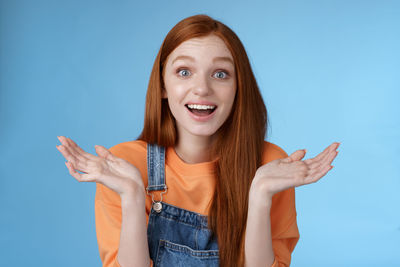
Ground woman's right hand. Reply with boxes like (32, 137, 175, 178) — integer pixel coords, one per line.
(56, 135, 144, 198)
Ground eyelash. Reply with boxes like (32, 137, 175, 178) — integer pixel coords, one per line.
(176, 68, 230, 79)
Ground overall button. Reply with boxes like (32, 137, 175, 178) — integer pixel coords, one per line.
(153, 201, 162, 213)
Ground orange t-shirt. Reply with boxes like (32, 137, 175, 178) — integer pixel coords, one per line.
(95, 140, 300, 267)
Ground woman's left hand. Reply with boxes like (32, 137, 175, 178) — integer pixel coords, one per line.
(251, 142, 340, 202)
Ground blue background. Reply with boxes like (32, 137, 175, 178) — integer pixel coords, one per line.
(1, 0, 399, 266)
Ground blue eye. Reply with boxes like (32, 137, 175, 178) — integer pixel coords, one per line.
(178, 69, 191, 77)
(214, 71, 228, 79)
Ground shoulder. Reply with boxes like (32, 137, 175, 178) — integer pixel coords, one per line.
(108, 139, 147, 159)
(108, 139, 148, 182)
(107, 139, 148, 177)
(96, 139, 149, 204)
(108, 139, 148, 152)
(261, 141, 289, 165)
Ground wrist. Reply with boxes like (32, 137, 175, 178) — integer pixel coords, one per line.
(249, 190, 273, 210)
(120, 186, 146, 206)
(249, 177, 273, 209)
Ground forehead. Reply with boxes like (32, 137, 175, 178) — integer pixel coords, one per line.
(168, 35, 233, 62)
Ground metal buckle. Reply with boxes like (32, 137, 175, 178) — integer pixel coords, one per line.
(146, 187, 167, 213)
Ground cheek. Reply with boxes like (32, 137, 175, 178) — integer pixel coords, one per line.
(220, 85, 237, 106)
(221, 89, 237, 117)
(166, 87, 186, 105)
(164, 79, 186, 102)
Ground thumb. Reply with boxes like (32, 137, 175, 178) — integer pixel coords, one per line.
(95, 145, 114, 160)
(281, 149, 307, 163)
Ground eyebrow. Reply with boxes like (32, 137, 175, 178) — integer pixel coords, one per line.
(171, 55, 234, 65)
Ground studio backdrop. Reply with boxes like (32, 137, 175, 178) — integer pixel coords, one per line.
(1, 0, 399, 266)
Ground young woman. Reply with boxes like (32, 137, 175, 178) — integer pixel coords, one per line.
(56, 14, 339, 267)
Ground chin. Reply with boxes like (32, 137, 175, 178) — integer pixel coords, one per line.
(187, 126, 219, 137)
(190, 130, 216, 137)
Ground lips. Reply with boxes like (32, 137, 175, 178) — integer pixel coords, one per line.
(185, 104, 217, 113)
(185, 104, 217, 122)
(185, 101, 217, 106)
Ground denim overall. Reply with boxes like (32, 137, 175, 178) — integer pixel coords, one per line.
(146, 143, 220, 267)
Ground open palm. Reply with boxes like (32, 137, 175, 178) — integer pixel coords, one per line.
(56, 136, 144, 196)
(253, 142, 340, 198)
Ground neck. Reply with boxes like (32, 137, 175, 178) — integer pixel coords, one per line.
(174, 134, 215, 164)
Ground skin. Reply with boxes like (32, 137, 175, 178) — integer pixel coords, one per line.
(162, 34, 237, 164)
(56, 34, 340, 267)
(56, 136, 150, 267)
(253, 144, 339, 201)
(56, 137, 144, 196)
(245, 143, 339, 267)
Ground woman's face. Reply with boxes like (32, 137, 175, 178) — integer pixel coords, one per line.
(162, 34, 237, 141)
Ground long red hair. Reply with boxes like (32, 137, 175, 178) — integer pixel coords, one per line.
(137, 14, 268, 267)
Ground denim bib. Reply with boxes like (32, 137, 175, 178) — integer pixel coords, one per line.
(146, 143, 220, 267)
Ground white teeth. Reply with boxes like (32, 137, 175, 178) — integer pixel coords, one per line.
(187, 104, 216, 110)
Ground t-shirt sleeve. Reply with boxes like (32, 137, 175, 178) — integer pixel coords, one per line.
(95, 181, 122, 267)
(264, 143, 300, 266)
(94, 143, 152, 267)
(270, 187, 299, 266)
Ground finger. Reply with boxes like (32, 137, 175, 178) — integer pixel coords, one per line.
(307, 150, 338, 178)
(319, 149, 338, 170)
(65, 161, 93, 182)
(57, 136, 95, 170)
(304, 164, 334, 185)
(57, 136, 90, 163)
(65, 161, 83, 181)
(307, 150, 335, 177)
(59, 143, 89, 167)
(291, 149, 307, 161)
(306, 147, 336, 170)
(64, 136, 98, 160)
(58, 136, 93, 161)
(304, 142, 339, 165)
(56, 144, 74, 162)
(57, 145, 90, 173)
(95, 145, 116, 162)
(303, 143, 334, 165)
(281, 149, 306, 163)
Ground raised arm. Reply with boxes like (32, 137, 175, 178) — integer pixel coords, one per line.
(245, 142, 340, 266)
(56, 136, 151, 267)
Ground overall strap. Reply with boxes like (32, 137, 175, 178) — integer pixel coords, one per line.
(146, 143, 167, 212)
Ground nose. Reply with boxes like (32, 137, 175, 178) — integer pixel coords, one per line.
(191, 73, 212, 96)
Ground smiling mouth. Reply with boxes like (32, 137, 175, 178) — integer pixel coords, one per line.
(185, 104, 217, 116)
